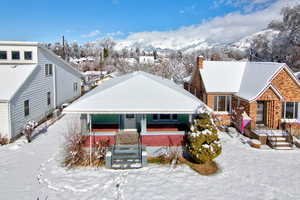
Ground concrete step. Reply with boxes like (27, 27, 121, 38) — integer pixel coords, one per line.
(274, 146, 293, 150)
(268, 137, 288, 141)
(112, 162, 142, 169)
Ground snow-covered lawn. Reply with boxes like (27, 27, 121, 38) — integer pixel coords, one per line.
(1, 114, 300, 200)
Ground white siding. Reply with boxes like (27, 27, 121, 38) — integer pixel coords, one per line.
(0, 102, 10, 138)
(38, 48, 81, 107)
(10, 66, 54, 138)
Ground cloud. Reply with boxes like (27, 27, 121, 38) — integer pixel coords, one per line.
(106, 31, 124, 37)
(81, 30, 101, 38)
(116, 0, 299, 50)
(213, 0, 278, 13)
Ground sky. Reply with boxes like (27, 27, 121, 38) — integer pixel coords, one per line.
(0, 0, 299, 45)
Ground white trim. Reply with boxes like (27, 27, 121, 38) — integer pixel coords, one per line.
(141, 131, 185, 136)
(63, 110, 201, 114)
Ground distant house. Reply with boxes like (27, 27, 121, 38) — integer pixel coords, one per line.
(186, 56, 300, 149)
(0, 41, 82, 140)
(139, 56, 155, 64)
(64, 71, 208, 168)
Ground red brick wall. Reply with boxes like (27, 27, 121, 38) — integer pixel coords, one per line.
(141, 135, 184, 146)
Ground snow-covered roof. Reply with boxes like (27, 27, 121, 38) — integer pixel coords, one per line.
(0, 64, 37, 101)
(64, 71, 209, 114)
(199, 61, 286, 101)
(294, 72, 300, 80)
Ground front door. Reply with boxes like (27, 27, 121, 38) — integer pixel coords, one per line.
(123, 114, 136, 131)
(256, 101, 265, 125)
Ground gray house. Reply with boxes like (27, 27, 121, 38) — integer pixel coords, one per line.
(0, 41, 82, 140)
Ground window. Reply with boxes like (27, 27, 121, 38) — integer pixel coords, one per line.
(126, 114, 134, 119)
(153, 114, 178, 121)
(45, 64, 53, 76)
(73, 82, 78, 92)
(282, 102, 299, 119)
(47, 92, 51, 105)
(12, 51, 20, 60)
(24, 100, 29, 116)
(214, 96, 231, 112)
(24, 51, 32, 60)
(0, 51, 7, 59)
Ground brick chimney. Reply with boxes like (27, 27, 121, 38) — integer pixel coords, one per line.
(197, 56, 205, 69)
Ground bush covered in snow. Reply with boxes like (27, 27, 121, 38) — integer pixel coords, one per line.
(23, 120, 38, 143)
(186, 114, 221, 164)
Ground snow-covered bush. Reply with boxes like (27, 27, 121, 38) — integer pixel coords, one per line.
(23, 120, 38, 143)
(186, 114, 222, 164)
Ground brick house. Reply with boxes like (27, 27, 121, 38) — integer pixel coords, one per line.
(185, 56, 300, 138)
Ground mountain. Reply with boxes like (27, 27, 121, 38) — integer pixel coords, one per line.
(114, 29, 280, 55)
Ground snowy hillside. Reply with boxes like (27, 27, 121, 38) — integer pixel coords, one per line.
(114, 29, 280, 54)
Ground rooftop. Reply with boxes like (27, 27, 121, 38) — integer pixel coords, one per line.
(0, 64, 37, 101)
(64, 71, 209, 114)
(199, 61, 286, 101)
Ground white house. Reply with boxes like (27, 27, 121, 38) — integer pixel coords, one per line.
(138, 56, 155, 65)
(0, 41, 82, 140)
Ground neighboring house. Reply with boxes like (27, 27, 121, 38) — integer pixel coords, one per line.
(138, 56, 155, 64)
(64, 71, 208, 168)
(95, 72, 119, 85)
(294, 72, 300, 81)
(186, 56, 300, 149)
(0, 41, 82, 140)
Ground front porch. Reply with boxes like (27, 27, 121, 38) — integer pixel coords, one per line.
(82, 114, 191, 147)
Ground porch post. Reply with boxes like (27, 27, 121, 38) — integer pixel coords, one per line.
(80, 114, 88, 134)
(141, 114, 147, 133)
(189, 114, 193, 124)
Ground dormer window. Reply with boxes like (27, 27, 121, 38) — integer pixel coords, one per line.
(12, 51, 20, 60)
(0, 51, 7, 60)
(24, 51, 32, 60)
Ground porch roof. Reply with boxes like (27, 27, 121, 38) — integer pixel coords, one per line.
(64, 71, 210, 114)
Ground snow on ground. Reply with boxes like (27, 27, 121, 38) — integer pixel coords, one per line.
(1, 114, 300, 200)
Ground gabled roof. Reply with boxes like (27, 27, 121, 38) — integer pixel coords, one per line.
(198, 61, 286, 101)
(0, 64, 38, 101)
(64, 71, 209, 114)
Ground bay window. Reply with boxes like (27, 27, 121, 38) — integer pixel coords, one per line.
(282, 102, 299, 119)
(214, 96, 231, 112)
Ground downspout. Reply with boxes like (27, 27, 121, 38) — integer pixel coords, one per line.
(53, 65, 57, 109)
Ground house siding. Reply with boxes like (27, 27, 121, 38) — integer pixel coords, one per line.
(0, 102, 10, 138)
(38, 48, 81, 107)
(92, 114, 120, 124)
(10, 66, 54, 138)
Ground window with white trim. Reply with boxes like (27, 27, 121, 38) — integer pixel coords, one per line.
(152, 114, 178, 121)
(47, 92, 51, 106)
(24, 51, 32, 60)
(45, 64, 53, 76)
(24, 100, 30, 117)
(282, 102, 299, 119)
(73, 82, 78, 92)
(12, 51, 20, 60)
(0, 51, 7, 59)
(214, 96, 231, 112)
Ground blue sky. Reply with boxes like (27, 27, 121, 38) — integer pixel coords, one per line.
(0, 0, 297, 44)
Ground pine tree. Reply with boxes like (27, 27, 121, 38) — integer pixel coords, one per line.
(186, 114, 222, 164)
